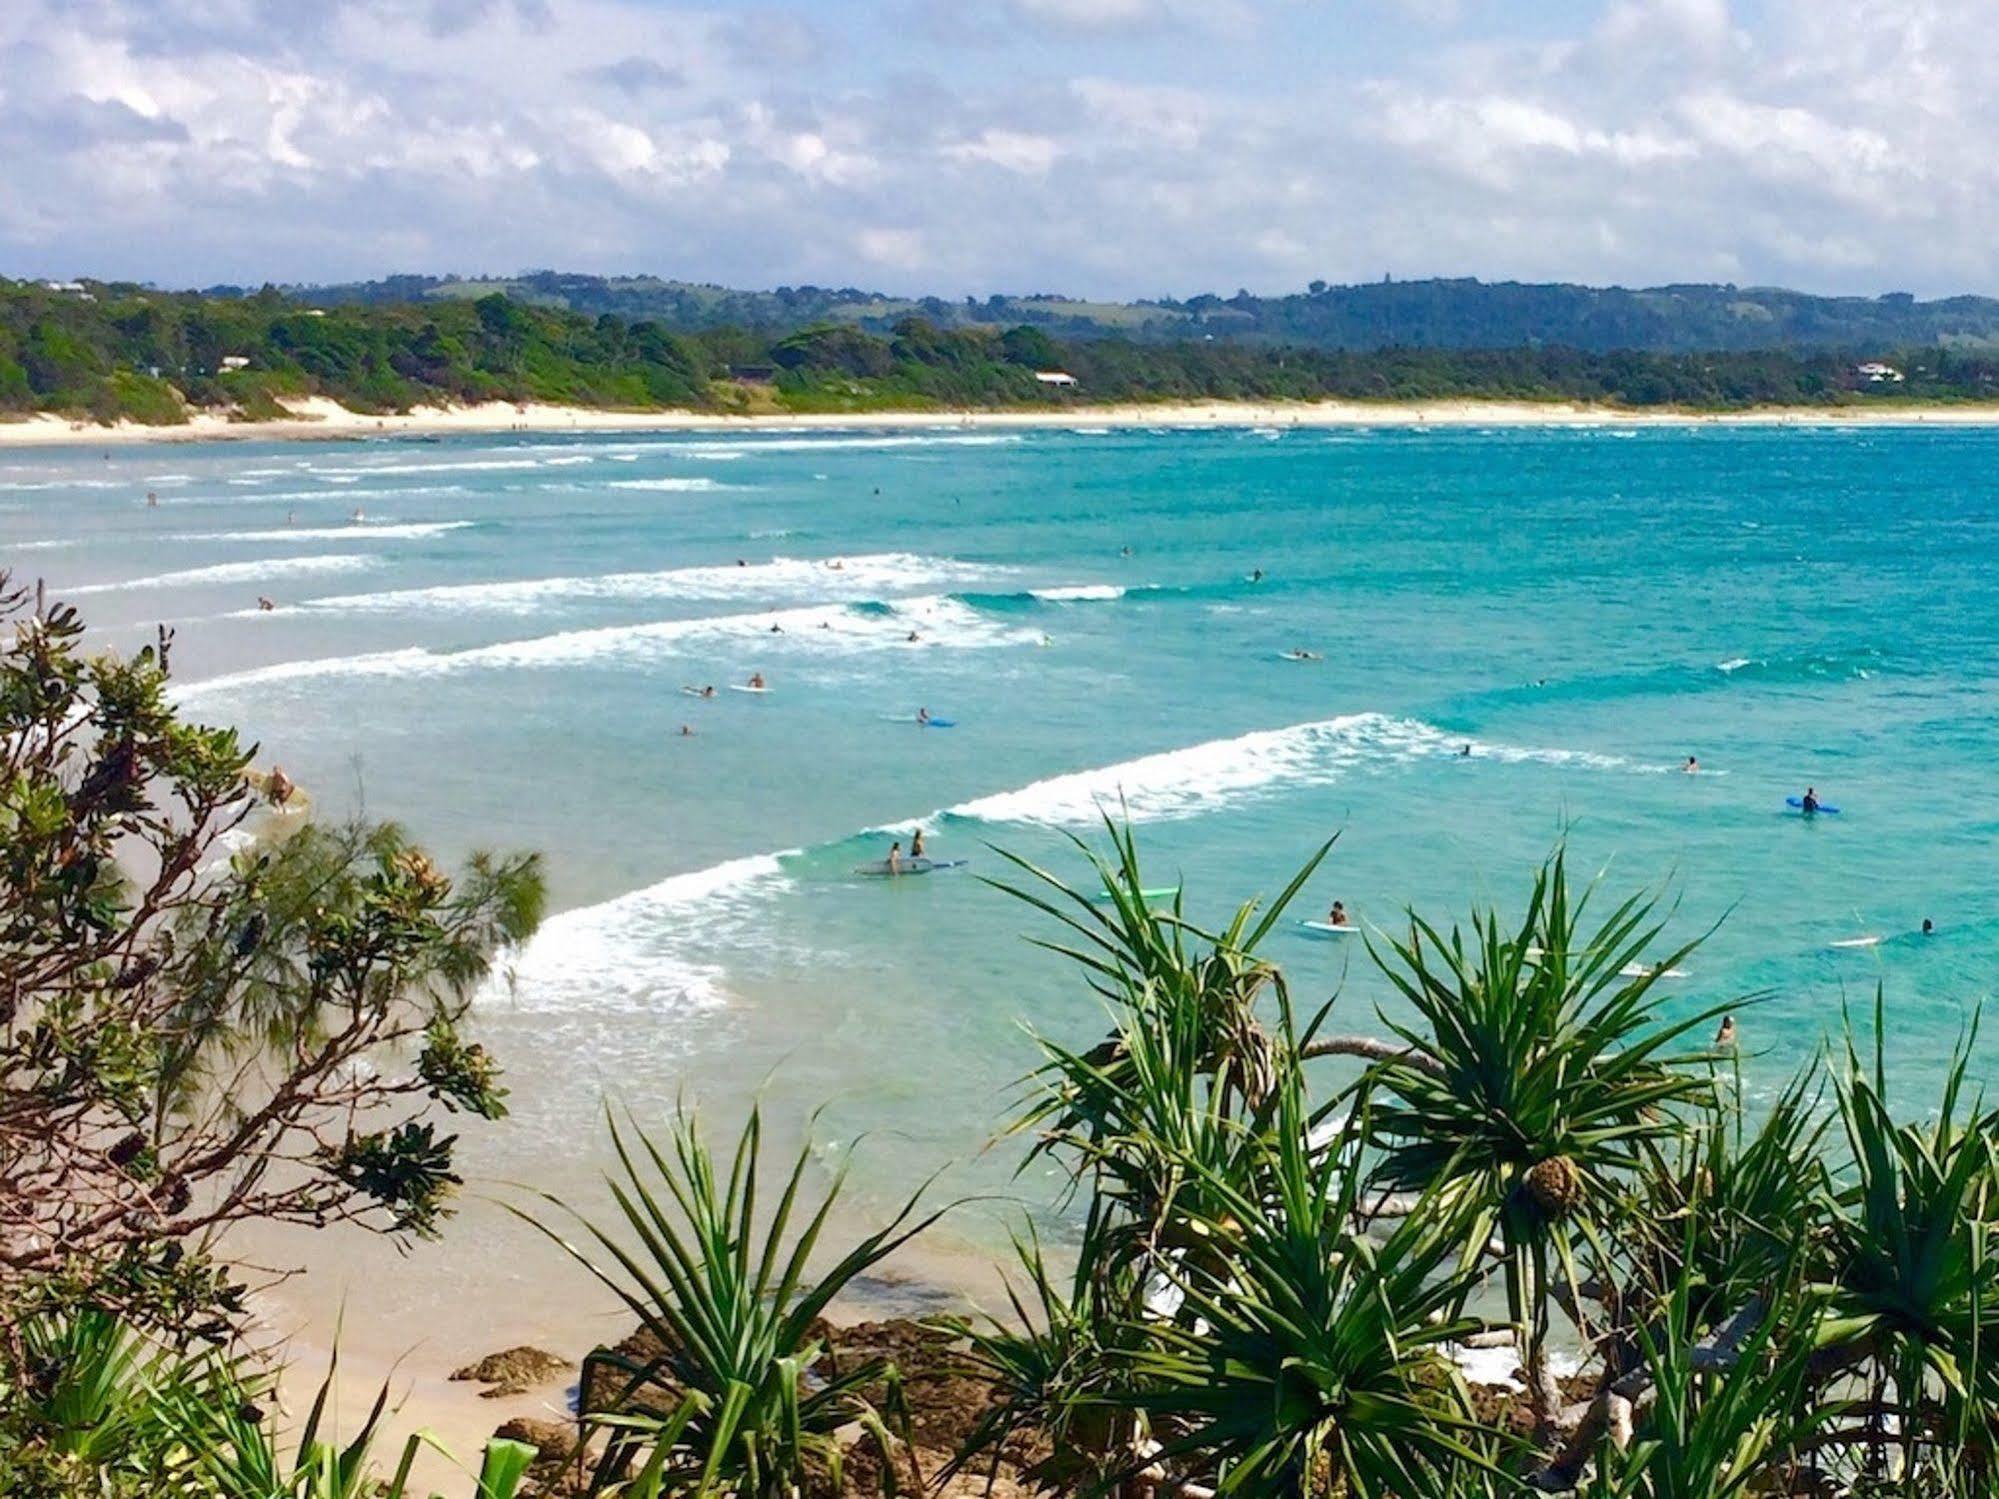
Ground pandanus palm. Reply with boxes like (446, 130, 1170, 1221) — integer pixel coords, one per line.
(1131, 1079, 1506, 1497)
(1364, 851, 1728, 1434)
(518, 1105, 943, 1498)
(993, 822, 1336, 1275)
(1814, 1000, 1999, 1487)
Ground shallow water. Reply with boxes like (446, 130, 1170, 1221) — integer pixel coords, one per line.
(8, 423, 1996, 1342)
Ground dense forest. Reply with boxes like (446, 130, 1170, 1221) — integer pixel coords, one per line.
(6, 276, 1999, 426)
(302, 270, 1999, 354)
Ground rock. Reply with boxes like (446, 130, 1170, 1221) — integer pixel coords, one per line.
(493, 1416, 575, 1455)
(452, 1345, 570, 1397)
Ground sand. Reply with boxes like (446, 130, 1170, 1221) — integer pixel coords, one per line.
(5, 393, 1999, 449)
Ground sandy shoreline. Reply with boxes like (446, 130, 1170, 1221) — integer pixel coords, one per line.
(7, 394, 1999, 449)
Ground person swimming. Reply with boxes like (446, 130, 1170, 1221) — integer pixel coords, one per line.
(1923, 917, 1936, 935)
(1328, 900, 1349, 927)
(1684, 756, 1699, 773)
(910, 828, 926, 858)
(701, 685, 716, 698)
(1714, 1015, 1737, 1048)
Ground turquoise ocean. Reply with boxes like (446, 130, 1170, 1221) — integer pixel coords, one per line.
(7, 421, 1997, 1340)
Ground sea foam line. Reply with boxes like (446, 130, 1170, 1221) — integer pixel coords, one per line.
(482, 852, 799, 1014)
(173, 521, 476, 543)
(488, 713, 1660, 1015)
(279, 553, 1003, 615)
(173, 594, 1041, 699)
(64, 554, 380, 595)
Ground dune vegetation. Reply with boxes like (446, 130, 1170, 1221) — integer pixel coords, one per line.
(4, 576, 1997, 1497)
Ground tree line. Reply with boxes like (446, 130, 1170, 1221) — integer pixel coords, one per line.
(5, 277, 1999, 425)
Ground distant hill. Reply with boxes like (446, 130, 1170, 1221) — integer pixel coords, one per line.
(293, 272, 1999, 353)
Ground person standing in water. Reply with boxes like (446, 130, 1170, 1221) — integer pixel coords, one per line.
(916, 707, 930, 725)
(886, 840, 903, 876)
(910, 828, 926, 859)
(1684, 756, 1699, 773)
(1801, 787, 1820, 814)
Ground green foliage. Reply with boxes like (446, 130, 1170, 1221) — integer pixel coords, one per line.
(10, 276, 1999, 425)
(0, 577, 544, 1334)
(519, 1105, 943, 1497)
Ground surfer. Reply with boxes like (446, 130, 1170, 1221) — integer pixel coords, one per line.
(827, 559, 845, 571)
(911, 828, 926, 858)
(264, 766, 296, 806)
(769, 623, 784, 634)
(1684, 756, 1699, 774)
(1459, 744, 1473, 758)
(680, 724, 695, 737)
(906, 631, 921, 643)
(1328, 901, 1349, 927)
(256, 596, 275, 612)
(286, 510, 296, 526)
(749, 672, 766, 690)
(1923, 917, 1936, 935)
(1800, 787, 1820, 814)
(351, 506, 365, 522)
(145, 490, 158, 508)
(1250, 568, 1264, 583)
(886, 840, 903, 876)
(917, 707, 931, 725)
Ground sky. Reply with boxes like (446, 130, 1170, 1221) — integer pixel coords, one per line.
(0, 0, 1990, 299)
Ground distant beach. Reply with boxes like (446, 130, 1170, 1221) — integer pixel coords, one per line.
(7, 393, 1999, 449)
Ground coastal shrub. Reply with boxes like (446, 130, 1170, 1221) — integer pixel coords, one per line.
(519, 1105, 945, 1497)
(0, 574, 544, 1340)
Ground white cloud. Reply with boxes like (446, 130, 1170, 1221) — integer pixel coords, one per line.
(941, 129, 1061, 175)
(1, 0, 1998, 299)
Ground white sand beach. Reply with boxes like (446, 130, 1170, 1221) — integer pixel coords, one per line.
(6, 394, 1999, 449)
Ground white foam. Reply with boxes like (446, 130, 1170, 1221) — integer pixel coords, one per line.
(173, 521, 475, 543)
(669, 434, 1020, 457)
(1716, 656, 1756, 673)
(604, 477, 731, 493)
(64, 554, 380, 595)
(943, 714, 1659, 827)
(1032, 584, 1126, 602)
(291, 553, 1000, 615)
(307, 458, 547, 478)
(0, 478, 127, 492)
(481, 851, 797, 1014)
(948, 713, 1453, 826)
(173, 594, 1039, 699)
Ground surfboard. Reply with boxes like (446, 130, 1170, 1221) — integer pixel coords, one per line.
(877, 715, 956, 727)
(1620, 963, 1689, 978)
(1299, 920, 1359, 937)
(730, 684, 770, 695)
(1829, 935, 1883, 949)
(1786, 797, 1840, 814)
(853, 857, 966, 877)
(1095, 887, 1181, 902)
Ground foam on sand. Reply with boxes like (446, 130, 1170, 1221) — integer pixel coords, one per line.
(287, 553, 1003, 615)
(173, 594, 1042, 700)
(64, 554, 380, 595)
